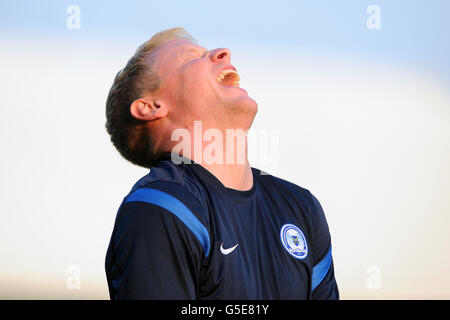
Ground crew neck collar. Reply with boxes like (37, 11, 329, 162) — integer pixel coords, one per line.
(159, 152, 256, 196)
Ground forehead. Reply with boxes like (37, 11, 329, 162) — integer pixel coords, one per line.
(150, 39, 205, 71)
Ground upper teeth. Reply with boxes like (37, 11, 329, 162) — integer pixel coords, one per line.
(216, 69, 240, 86)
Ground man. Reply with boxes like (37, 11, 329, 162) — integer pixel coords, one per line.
(105, 27, 339, 299)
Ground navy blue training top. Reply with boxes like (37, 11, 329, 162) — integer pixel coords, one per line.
(105, 154, 339, 299)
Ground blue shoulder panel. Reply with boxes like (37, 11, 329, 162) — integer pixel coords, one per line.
(126, 187, 210, 257)
(311, 246, 332, 291)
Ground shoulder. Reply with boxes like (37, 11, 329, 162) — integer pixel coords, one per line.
(114, 160, 211, 256)
(129, 160, 201, 198)
(254, 169, 333, 265)
(253, 168, 328, 235)
(123, 159, 209, 214)
(253, 168, 318, 209)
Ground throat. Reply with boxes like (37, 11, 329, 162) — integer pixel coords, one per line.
(201, 161, 254, 191)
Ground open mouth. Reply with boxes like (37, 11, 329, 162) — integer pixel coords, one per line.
(216, 69, 240, 87)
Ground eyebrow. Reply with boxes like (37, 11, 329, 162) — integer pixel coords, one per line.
(183, 46, 207, 57)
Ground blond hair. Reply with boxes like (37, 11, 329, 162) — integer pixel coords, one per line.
(105, 27, 196, 168)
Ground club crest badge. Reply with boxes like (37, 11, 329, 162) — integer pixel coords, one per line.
(280, 224, 308, 259)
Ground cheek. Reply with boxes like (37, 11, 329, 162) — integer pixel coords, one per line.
(167, 77, 206, 121)
(179, 72, 215, 103)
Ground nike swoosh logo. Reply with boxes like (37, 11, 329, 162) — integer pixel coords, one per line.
(220, 242, 239, 255)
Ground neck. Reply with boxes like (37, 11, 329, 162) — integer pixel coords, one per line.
(197, 158, 254, 191)
(191, 135, 253, 191)
(168, 123, 254, 191)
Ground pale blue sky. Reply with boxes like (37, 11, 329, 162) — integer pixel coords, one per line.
(1, 0, 450, 299)
(1, 0, 449, 83)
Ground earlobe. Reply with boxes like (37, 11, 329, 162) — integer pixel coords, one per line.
(130, 98, 168, 121)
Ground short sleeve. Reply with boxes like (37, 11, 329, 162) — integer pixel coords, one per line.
(309, 192, 339, 300)
(105, 187, 209, 300)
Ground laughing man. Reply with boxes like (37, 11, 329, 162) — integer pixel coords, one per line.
(105, 27, 339, 299)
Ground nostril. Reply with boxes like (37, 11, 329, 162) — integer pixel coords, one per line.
(216, 51, 228, 60)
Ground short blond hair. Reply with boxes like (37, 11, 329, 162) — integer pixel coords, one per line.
(105, 27, 196, 168)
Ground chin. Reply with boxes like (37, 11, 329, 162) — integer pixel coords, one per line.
(238, 94, 258, 113)
(227, 95, 258, 128)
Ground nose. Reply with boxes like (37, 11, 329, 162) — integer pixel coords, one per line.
(208, 48, 231, 63)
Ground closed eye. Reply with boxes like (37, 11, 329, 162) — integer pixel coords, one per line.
(182, 47, 207, 64)
(183, 55, 196, 64)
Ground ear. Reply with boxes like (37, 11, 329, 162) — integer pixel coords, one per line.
(130, 97, 168, 121)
